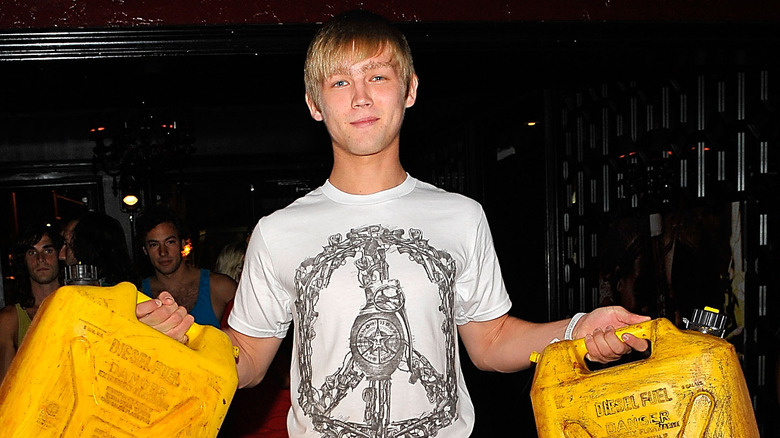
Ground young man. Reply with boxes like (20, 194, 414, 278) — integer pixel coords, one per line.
(136, 206, 236, 328)
(0, 223, 62, 381)
(139, 10, 649, 436)
(58, 216, 79, 266)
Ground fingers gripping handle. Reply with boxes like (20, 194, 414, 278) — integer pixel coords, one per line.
(529, 319, 659, 365)
(570, 319, 657, 365)
(136, 291, 205, 350)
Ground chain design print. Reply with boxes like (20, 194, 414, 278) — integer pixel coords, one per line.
(294, 225, 458, 437)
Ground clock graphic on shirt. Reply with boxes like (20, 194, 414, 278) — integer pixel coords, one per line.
(352, 313, 404, 377)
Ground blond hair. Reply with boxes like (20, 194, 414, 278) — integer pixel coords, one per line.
(214, 242, 246, 282)
(304, 10, 416, 110)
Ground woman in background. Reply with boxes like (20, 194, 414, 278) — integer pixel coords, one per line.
(68, 212, 139, 287)
(214, 242, 246, 283)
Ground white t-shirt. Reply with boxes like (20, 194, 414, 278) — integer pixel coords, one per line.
(228, 174, 512, 437)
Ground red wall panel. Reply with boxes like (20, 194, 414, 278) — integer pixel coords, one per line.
(1, 0, 779, 30)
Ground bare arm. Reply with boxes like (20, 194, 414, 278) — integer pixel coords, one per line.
(0, 306, 19, 382)
(458, 314, 567, 372)
(458, 306, 650, 373)
(209, 272, 237, 323)
(224, 327, 283, 388)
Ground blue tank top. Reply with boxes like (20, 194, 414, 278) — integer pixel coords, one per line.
(142, 269, 221, 328)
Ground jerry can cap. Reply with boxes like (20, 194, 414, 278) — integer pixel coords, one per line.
(684, 306, 727, 338)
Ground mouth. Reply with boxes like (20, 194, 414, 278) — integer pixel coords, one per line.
(351, 116, 379, 128)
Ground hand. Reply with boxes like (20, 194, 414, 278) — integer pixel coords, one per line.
(574, 306, 650, 363)
(136, 291, 194, 344)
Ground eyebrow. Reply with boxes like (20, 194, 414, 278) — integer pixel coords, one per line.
(29, 243, 57, 250)
(330, 60, 395, 78)
(359, 60, 394, 73)
(147, 235, 177, 242)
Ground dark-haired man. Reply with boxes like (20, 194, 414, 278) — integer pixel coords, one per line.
(0, 223, 62, 381)
(136, 207, 236, 328)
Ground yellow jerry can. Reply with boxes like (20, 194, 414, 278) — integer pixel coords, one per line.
(529, 317, 759, 437)
(0, 282, 238, 437)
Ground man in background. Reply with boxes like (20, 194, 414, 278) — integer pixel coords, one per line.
(136, 206, 236, 328)
(0, 222, 62, 381)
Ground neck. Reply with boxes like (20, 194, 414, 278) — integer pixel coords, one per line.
(155, 261, 195, 283)
(30, 281, 59, 306)
(329, 149, 407, 195)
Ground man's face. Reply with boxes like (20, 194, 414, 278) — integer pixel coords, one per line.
(59, 219, 78, 266)
(305, 48, 418, 161)
(143, 222, 184, 276)
(25, 233, 60, 286)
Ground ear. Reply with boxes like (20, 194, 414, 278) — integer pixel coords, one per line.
(305, 93, 324, 121)
(405, 74, 419, 108)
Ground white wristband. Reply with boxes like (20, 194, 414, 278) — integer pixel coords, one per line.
(565, 312, 587, 340)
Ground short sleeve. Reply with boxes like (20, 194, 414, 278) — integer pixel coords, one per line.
(227, 220, 292, 338)
(453, 210, 513, 325)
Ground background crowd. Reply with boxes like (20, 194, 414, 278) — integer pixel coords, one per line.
(0, 205, 285, 438)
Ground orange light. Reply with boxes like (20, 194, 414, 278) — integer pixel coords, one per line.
(181, 239, 192, 258)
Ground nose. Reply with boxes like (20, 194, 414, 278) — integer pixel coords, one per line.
(352, 83, 372, 108)
(58, 244, 67, 261)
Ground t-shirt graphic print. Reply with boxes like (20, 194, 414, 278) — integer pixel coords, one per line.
(294, 225, 458, 437)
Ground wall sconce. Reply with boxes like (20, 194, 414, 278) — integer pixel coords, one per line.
(119, 173, 141, 212)
(123, 193, 139, 207)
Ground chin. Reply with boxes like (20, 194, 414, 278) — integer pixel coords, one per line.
(155, 262, 180, 275)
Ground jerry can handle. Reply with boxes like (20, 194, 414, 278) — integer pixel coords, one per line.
(136, 291, 207, 351)
(570, 318, 659, 367)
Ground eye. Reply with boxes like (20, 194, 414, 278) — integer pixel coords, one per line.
(26, 249, 37, 257)
(369, 75, 386, 82)
(332, 79, 349, 88)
